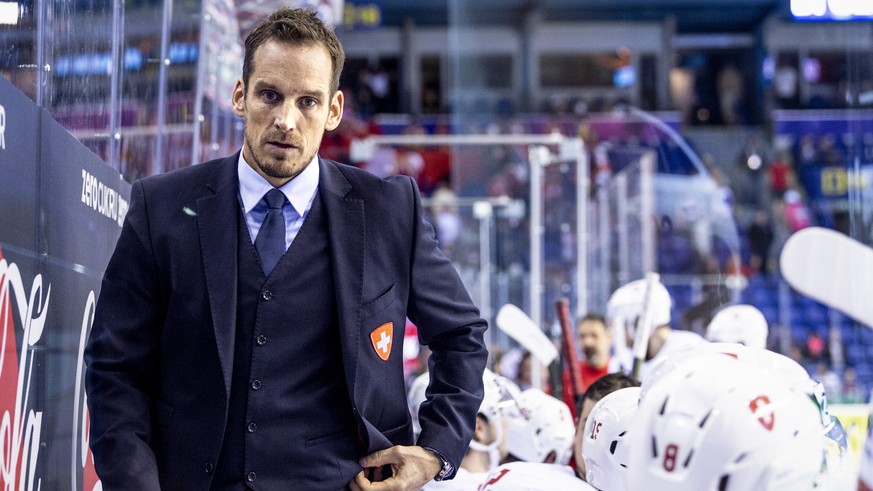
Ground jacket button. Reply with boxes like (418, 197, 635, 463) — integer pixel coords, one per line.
(247, 422, 257, 433)
(256, 334, 267, 346)
(246, 471, 257, 482)
(261, 290, 272, 301)
(251, 379, 262, 390)
(205, 462, 214, 474)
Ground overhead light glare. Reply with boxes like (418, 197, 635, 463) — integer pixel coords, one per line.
(0, 2, 19, 25)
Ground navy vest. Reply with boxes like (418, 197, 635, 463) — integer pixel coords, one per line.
(212, 194, 360, 490)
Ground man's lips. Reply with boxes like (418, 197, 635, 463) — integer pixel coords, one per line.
(268, 141, 297, 150)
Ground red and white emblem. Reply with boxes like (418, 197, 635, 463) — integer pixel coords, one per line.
(370, 322, 394, 361)
(748, 394, 775, 431)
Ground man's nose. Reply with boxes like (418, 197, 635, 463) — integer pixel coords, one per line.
(275, 103, 298, 131)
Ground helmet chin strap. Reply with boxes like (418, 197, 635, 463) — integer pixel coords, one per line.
(468, 421, 503, 470)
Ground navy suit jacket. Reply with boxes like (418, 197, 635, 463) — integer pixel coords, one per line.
(85, 153, 488, 490)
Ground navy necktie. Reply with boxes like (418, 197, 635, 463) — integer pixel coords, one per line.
(255, 189, 287, 275)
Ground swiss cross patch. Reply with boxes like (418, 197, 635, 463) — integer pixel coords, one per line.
(369, 322, 394, 361)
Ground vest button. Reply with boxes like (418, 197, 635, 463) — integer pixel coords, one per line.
(246, 471, 257, 482)
(247, 422, 258, 433)
(205, 462, 214, 474)
(261, 290, 273, 301)
(251, 379, 262, 390)
(256, 334, 268, 345)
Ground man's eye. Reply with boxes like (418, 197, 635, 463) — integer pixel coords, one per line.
(262, 91, 279, 102)
(301, 97, 317, 108)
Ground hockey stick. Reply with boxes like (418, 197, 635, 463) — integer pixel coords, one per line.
(779, 227, 873, 328)
(630, 272, 661, 382)
(555, 298, 584, 415)
(495, 304, 559, 366)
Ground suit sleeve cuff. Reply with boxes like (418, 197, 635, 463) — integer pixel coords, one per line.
(422, 446, 455, 481)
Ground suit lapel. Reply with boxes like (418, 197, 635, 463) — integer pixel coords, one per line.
(319, 159, 365, 394)
(197, 154, 240, 398)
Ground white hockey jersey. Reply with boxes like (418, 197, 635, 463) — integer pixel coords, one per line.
(477, 462, 596, 491)
(422, 468, 488, 491)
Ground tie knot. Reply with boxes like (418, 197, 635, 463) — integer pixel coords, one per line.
(263, 189, 286, 210)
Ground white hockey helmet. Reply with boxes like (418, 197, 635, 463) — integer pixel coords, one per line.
(641, 342, 847, 488)
(640, 342, 745, 401)
(408, 368, 520, 441)
(582, 386, 641, 491)
(706, 304, 769, 349)
(480, 369, 524, 423)
(504, 388, 575, 465)
(468, 370, 523, 458)
(627, 353, 825, 491)
(607, 278, 672, 342)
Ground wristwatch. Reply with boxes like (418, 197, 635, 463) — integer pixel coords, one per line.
(425, 447, 453, 481)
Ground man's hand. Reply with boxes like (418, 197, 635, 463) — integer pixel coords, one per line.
(349, 445, 442, 491)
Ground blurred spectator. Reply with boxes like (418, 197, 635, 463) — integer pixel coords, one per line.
(364, 62, 392, 113)
(354, 66, 376, 119)
(746, 210, 774, 277)
(783, 188, 813, 232)
(430, 177, 460, 253)
(816, 133, 846, 166)
(774, 58, 799, 109)
(484, 145, 526, 199)
(514, 351, 549, 391)
(797, 133, 819, 166)
(498, 348, 523, 381)
(362, 145, 397, 178)
(393, 146, 424, 179)
(717, 63, 745, 125)
(788, 342, 805, 365)
(417, 123, 452, 196)
(575, 313, 613, 392)
(767, 150, 795, 199)
(805, 331, 828, 363)
(319, 116, 356, 163)
(835, 366, 867, 404)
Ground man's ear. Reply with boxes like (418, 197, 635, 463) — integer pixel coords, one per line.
(232, 79, 246, 118)
(325, 90, 344, 131)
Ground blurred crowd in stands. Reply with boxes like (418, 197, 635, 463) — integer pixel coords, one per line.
(320, 80, 873, 402)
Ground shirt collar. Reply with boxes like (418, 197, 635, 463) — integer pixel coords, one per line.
(237, 152, 320, 216)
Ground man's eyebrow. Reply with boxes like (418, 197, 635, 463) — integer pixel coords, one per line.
(250, 80, 278, 91)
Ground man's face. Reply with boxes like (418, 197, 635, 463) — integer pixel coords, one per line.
(572, 396, 598, 480)
(232, 40, 343, 187)
(578, 319, 612, 369)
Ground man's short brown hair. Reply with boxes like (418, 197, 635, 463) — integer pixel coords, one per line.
(242, 7, 345, 94)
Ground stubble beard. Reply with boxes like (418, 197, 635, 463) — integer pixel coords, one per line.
(243, 120, 320, 182)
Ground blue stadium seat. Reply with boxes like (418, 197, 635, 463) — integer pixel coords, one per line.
(801, 304, 828, 329)
(759, 305, 779, 325)
(852, 362, 873, 388)
(841, 324, 860, 345)
(846, 345, 867, 365)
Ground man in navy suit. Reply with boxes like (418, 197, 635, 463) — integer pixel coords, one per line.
(85, 8, 488, 491)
